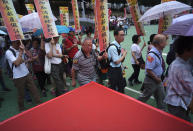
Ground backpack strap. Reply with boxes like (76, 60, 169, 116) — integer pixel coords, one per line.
(148, 51, 161, 61)
(107, 44, 121, 55)
(8, 48, 17, 70)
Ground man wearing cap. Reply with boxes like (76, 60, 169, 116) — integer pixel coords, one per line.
(6, 40, 41, 111)
(45, 36, 67, 96)
(63, 28, 80, 72)
(138, 34, 167, 110)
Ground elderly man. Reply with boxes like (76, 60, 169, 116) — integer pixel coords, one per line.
(138, 34, 167, 110)
(71, 37, 107, 87)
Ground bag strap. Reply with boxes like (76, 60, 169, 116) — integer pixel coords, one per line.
(8, 48, 16, 70)
(148, 51, 161, 61)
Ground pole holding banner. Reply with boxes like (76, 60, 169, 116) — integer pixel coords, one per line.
(0, 0, 24, 41)
(72, 0, 81, 33)
(92, 0, 98, 39)
(127, 0, 145, 36)
(25, 4, 35, 14)
(59, 7, 69, 27)
(96, 0, 109, 52)
(34, 0, 58, 39)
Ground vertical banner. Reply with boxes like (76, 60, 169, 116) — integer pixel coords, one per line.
(124, 8, 127, 18)
(34, 0, 58, 38)
(71, 0, 81, 32)
(59, 7, 69, 26)
(96, 0, 109, 52)
(0, 18, 4, 26)
(0, 0, 24, 41)
(25, 4, 35, 14)
(158, 0, 175, 33)
(92, 0, 98, 39)
(127, 0, 145, 36)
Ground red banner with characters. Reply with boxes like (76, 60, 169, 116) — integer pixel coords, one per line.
(59, 7, 69, 26)
(72, 0, 81, 32)
(96, 0, 109, 52)
(127, 0, 145, 36)
(92, 0, 98, 39)
(0, 0, 24, 41)
(34, 0, 58, 38)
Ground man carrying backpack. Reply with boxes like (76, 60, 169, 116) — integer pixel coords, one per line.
(107, 28, 127, 93)
(5, 40, 41, 112)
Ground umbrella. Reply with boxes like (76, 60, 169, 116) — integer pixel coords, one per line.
(172, 14, 193, 24)
(19, 12, 57, 30)
(139, 1, 192, 22)
(0, 30, 7, 35)
(33, 25, 69, 36)
(163, 18, 193, 36)
(0, 26, 7, 33)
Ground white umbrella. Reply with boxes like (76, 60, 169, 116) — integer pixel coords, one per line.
(139, 1, 192, 22)
(172, 14, 193, 24)
(19, 12, 57, 30)
(0, 30, 7, 35)
(163, 18, 193, 36)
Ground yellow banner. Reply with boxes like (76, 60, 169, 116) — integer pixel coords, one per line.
(0, 0, 24, 41)
(72, 0, 80, 32)
(34, 0, 58, 38)
(96, 0, 109, 51)
(25, 4, 35, 14)
(59, 7, 69, 27)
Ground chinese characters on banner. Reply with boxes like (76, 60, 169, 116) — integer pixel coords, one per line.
(59, 7, 69, 26)
(0, 0, 24, 41)
(96, 0, 109, 52)
(71, 0, 81, 32)
(127, 0, 145, 36)
(25, 4, 35, 14)
(158, 0, 175, 33)
(92, 0, 98, 39)
(34, 0, 58, 38)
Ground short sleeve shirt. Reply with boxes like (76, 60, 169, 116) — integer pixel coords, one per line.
(145, 46, 163, 77)
(45, 42, 62, 64)
(108, 40, 121, 67)
(72, 49, 97, 85)
(5, 47, 29, 79)
(131, 43, 141, 64)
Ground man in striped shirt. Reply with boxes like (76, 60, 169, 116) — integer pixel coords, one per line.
(71, 37, 107, 87)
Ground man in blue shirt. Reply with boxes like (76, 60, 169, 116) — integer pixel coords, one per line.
(138, 34, 167, 110)
(108, 28, 127, 93)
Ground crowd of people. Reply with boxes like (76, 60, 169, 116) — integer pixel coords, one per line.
(0, 26, 193, 122)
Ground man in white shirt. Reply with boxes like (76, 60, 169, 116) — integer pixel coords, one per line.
(6, 40, 41, 112)
(45, 36, 67, 96)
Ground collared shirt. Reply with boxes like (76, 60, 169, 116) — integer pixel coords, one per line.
(72, 49, 97, 85)
(108, 40, 121, 67)
(5, 46, 29, 79)
(164, 57, 193, 110)
(145, 46, 163, 77)
(45, 42, 62, 64)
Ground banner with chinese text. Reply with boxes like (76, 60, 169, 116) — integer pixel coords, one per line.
(59, 7, 69, 26)
(92, 0, 98, 39)
(34, 0, 58, 38)
(96, 0, 109, 52)
(158, 0, 175, 33)
(0, 0, 24, 41)
(25, 4, 35, 14)
(127, 0, 145, 36)
(71, 0, 81, 32)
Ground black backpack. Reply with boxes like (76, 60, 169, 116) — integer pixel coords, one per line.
(98, 44, 121, 73)
(6, 48, 16, 78)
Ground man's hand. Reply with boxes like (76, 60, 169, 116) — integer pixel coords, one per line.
(122, 49, 127, 57)
(19, 44, 25, 53)
(156, 78, 162, 84)
(72, 79, 76, 87)
(135, 60, 140, 65)
(51, 38, 55, 45)
(102, 52, 108, 59)
(143, 42, 147, 47)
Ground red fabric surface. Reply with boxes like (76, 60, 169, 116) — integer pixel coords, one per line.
(0, 82, 193, 131)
